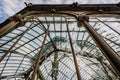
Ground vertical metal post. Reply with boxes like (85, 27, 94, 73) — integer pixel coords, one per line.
(51, 51, 59, 80)
(65, 18, 82, 80)
(31, 25, 49, 80)
(77, 15, 120, 76)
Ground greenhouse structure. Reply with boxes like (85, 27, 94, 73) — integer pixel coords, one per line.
(0, 3, 120, 80)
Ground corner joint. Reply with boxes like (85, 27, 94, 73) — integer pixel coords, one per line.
(78, 14, 89, 22)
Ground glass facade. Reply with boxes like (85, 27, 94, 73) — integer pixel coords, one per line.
(0, 4, 120, 80)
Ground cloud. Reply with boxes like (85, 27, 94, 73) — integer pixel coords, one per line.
(3, 0, 26, 16)
(0, 0, 8, 23)
(1, 0, 120, 23)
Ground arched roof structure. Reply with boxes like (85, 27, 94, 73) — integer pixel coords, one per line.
(0, 3, 120, 80)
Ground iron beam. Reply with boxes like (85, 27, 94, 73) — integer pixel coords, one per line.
(78, 15, 120, 76)
(0, 22, 34, 63)
(65, 18, 82, 80)
(96, 18, 120, 36)
(31, 25, 49, 80)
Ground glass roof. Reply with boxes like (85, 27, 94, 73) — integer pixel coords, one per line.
(0, 11, 120, 79)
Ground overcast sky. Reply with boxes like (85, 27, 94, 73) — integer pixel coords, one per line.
(0, 0, 120, 23)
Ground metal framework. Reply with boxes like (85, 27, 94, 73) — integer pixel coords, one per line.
(0, 3, 120, 80)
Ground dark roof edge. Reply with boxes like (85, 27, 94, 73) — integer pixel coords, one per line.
(1, 3, 120, 28)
